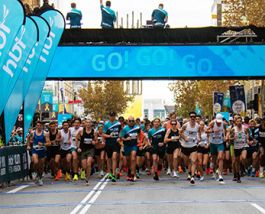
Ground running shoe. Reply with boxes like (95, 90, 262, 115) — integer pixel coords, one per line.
(136, 172, 140, 179)
(38, 178, 43, 186)
(100, 170, 104, 178)
(187, 174, 191, 181)
(251, 171, 256, 177)
(173, 171, 179, 178)
(153, 172, 159, 181)
(190, 177, 195, 184)
(32, 172, 37, 180)
(73, 174, 79, 181)
(178, 166, 183, 173)
(166, 168, 171, 175)
(146, 170, 151, 176)
(85, 179, 89, 186)
(199, 176, 204, 181)
(65, 172, 71, 181)
(259, 172, 265, 178)
(80, 170, 86, 180)
(108, 173, 117, 182)
(218, 176, 225, 184)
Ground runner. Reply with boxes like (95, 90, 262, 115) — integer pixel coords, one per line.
(60, 121, 72, 181)
(247, 119, 259, 177)
(70, 118, 83, 181)
(207, 113, 226, 184)
(103, 112, 122, 182)
(164, 119, 181, 178)
(120, 116, 141, 181)
(197, 121, 210, 181)
(230, 116, 249, 183)
(142, 120, 152, 175)
(47, 121, 62, 181)
(76, 119, 96, 185)
(180, 112, 201, 185)
(27, 121, 50, 186)
(95, 123, 106, 177)
(148, 118, 166, 181)
(258, 116, 265, 178)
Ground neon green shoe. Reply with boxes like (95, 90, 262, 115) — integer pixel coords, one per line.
(259, 172, 264, 178)
(80, 170, 86, 180)
(73, 174, 79, 181)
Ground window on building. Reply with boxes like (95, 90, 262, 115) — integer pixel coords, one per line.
(144, 109, 149, 118)
(153, 109, 165, 119)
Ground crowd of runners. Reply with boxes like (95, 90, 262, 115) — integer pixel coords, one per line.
(26, 111, 265, 186)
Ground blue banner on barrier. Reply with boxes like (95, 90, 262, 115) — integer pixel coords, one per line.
(24, 10, 65, 136)
(47, 45, 265, 78)
(4, 17, 38, 142)
(0, 0, 25, 68)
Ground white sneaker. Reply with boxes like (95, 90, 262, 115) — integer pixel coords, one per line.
(100, 170, 104, 177)
(32, 172, 37, 180)
(38, 179, 43, 186)
(218, 176, 225, 184)
(167, 168, 171, 175)
(173, 171, 179, 178)
(212, 173, 217, 180)
(200, 176, 204, 181)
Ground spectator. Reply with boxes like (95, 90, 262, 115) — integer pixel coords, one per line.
(37, 0, 54, 15)
(100, 0, 116, 29)
(151, 3, 168, 28)
(66, 2, 82, 29)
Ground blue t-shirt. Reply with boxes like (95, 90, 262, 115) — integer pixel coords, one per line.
(66, 8, 82, 28)
(148, 127, 166, 146)
(152, 8, 168, 26)
(103, 120, 121, 145)
(101, 5, 116, 28)
(120, 125, 140, 146)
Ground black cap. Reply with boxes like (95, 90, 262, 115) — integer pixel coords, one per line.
(109, 111, 116, 116)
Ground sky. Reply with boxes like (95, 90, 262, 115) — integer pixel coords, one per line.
(49, 0, 214, 105)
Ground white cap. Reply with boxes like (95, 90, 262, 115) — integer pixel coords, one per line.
(216, 113, 223, 123)
(229, 117, 233, 121)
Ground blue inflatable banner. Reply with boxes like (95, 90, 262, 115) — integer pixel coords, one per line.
(47, 45, 265, 79)
(24, 10, 65, 136)
(0, 0, 25, 67)
(4, 17, 38, 142)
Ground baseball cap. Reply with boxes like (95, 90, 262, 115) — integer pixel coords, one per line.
(229, 117, 233, 121)
(216, 113, 223, 123)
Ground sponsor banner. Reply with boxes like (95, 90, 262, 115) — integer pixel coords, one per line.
(0, 0, 25, 67)
(41, 91, 53, 112)
(4, 17, 38, 142)
(229, 85, 246, 115)
(48, 45, 265, 79)
(213, 92, 224, 114)
(23, 10, 65, 137)
(0, 146, 28, 183)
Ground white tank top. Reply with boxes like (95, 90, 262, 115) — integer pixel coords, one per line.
(60, 129, 72, 151)
(70, 127, 83, 148)
(210, 121, 224, 145)
(181, 122, 199, 148)
(234, 126, 248, 149)
(198, 130, 208, 147)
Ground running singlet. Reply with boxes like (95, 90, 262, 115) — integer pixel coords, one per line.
(210, 121, 224, 145)
(49, 130, 59, 147)
(148, 127, 166, 147)
(233, 126, 248, 150)
(168, 129, 179, 143)
(80, 129, 95, 151)
(248, 127, 259, 147)
(60, 130, 72, 151)
(120, 125, 140, 146)
(103, 120, 121, 145)
(70, 127, 83, 149)
(33, 131, 46, 151)
(181, 122, 200, 148)
(198, 130, 208, 147)
(259, 126, 265, 145)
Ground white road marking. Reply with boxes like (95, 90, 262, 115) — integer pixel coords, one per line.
(70, 174, 108, 214)
(7, 185, 29, 194)
(79, 179, 109, 214)
(251, 203, 265, 214)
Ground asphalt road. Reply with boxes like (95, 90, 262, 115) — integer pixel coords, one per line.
(1, 172, 265, 214)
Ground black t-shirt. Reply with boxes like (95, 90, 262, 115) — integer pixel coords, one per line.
(80, 129, 95, 151)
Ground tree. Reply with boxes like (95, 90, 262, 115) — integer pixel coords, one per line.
(223, 0, 265, 26)
(79, 81, 134, 120)
(169, 80, 237, 118)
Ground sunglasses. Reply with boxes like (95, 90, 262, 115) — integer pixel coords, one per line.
(128, 120, 135, 122)
(171, 123, 177, 125)
(190, 116, 196, 118)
